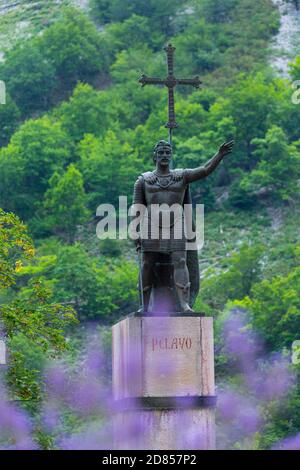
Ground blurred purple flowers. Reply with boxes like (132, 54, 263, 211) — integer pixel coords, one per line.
(0, 386, 37, 450)
(217, 308, 295, 449)
(0, 309, 298, 449)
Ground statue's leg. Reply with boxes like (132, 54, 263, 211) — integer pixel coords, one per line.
(139, 251, 155, 313)
(172, 250, 194, 313)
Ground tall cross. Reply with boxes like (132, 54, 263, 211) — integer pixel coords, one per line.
(139, 43, 202, 146)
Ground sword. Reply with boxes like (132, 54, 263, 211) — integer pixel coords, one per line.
(138, 247, 144, 312)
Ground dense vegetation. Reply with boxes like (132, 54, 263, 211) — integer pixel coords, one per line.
(0, 0, 299, 449)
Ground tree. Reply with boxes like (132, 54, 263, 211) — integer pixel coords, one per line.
(240, 126, 300, 201)
(91, 0, 183, 34)
(0, 208, 34, 291)
(290, 55, 300, 82)
(0, 40, 56, 116)
(0, 145, 25, 217)
(78, 130, 143, 208)
(94, 258, 138, 320)
(235, 262, 300, 351)
(258, 385, 300, 450)
(194, 244, 264, 312)
(39, 7, 108, 87)
(220, 73, 278, 166)
(228, 174, 258, 209)
(0, 93, 20, 147)
(15, 241, 138, 321)
(271, 77, 300, 143)
(198, 0, 238, 23)
(0, 116, 72, 219)
(109, 46, 165, 128)
(0, 209, 77, 400)
(49, 243, 101, 320)
(104, 14, 164, 53)
(53, 83, 112, 143)
(174, 20, 222, 75)
(43, 165, 89, 243)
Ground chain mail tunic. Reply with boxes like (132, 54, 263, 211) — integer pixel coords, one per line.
(132, 169, 190, 253)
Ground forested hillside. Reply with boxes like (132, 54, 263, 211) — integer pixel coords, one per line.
(0, 0, 299, 449)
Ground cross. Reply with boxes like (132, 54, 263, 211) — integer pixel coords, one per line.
(139, 43, 202, 145)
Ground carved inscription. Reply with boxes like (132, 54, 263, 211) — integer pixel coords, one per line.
(145, 336, 193, 352)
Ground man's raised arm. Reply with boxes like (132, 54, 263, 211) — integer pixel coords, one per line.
(185, 140, 234, 183)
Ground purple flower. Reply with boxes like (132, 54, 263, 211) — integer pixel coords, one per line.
(273, 434, 300, 450)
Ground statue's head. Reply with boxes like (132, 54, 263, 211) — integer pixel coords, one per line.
(153, 140, 172, 166)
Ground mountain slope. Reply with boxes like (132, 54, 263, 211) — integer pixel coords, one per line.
(0, 0, 89, 58)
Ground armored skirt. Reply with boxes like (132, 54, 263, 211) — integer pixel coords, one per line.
(140, 211, 186, 252)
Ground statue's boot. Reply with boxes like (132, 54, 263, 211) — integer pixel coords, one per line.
(137, 285, 152, 314)
(175, 282, 195, 313)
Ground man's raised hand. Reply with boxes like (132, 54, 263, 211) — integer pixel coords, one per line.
(218, 140, 234, 158)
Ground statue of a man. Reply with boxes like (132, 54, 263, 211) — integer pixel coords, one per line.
(133, 139, 234, 314)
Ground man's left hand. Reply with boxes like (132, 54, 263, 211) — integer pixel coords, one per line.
(218, 140, 234, 158)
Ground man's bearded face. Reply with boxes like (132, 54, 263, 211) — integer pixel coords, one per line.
(155, 145, 172, 166)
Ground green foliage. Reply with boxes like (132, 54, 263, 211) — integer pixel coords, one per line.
(0, 7, 110, 118)
(0, 40, 56, 115)
(0, 209, 77, 400)
(39, 7, 108, 86)
(0, 208, 34, 291)
(0, 116, 72, 219)
(3, 276, 77, 401)
(53, 83, 113, 143)
(0, 93, 20, 147)
(39, 243, 138, 321)
(0, 1, 299, 447)
(194, 243, 264, 312)
(290, 55, 300, 82)
(258, 384, 300, 449)
(271, 77, 300, 143)
(94, 259, 138, 320)
(7, 348, 43, 401)
(43, 164, 90, 242)
(104, 14, 164, 53)
(240, 126, 300, 201)
(198, 0, 238, 23)
(38, 243, 99, 320)
(228, 175, 258, 209)
(235, 259, 300, 350)
(99, 239, 122, 257)
(174, 19, 222, 74)
(2, 279, 77, 349)
(91, 0, 183, 34)
(221, 73, 278, 163)
(78, 130, 143, 208)
(0, 0, 285, 225)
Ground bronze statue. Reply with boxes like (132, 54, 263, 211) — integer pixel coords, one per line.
(134, 43, 234, 314)
(133, 139, 234, 314)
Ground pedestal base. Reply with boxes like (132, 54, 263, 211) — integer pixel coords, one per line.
(112, 315, 216, 450)
(114, 408, 216, 450)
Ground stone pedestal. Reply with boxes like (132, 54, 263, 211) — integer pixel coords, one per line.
(112, 315, 216, 450)
(0, 339, 6, 365)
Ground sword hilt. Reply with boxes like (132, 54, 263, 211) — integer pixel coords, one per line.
(164, 43, 176, 76)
